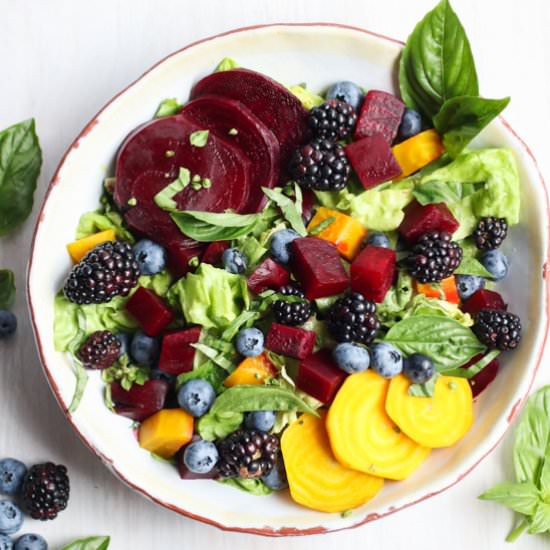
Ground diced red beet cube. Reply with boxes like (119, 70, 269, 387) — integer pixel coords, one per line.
(398, 200, 460, 243)
(345, 135, 402, 190)
(296, 349, 347, 404)
(166, 243, 204, 278)
(247, 258, 291, 294)
(461, 353, 500, 398)
(159, 327, 202, 375)
(354, 90, 405, 144)
(125, 287, 175, 337)
(265, 323, 316, 360)
(201, 241, 230, 266)
(461, 289, 507, 316)
(176, 444, 218, 480)
(351, 245, 396, 303)
(111, 380, 169, 421)
(290, 237, 349, 300)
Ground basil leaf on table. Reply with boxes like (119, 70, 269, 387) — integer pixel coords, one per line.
(60, 536, 110, 550)
(0, 118, 42, 235)
(479, 482, 540, 516)
(433, 95, 511, 157)
(0, 269, 16, 309)
(399, 0, 478, 119)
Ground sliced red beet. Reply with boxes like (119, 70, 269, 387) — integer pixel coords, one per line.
(114, 114, 251, 275)
(351, 245, 396, 303)
(346, 134, 402, 190)
(461, 289, 507, 316)
(398, 200, 460, 243)
(265, 323, 316, 360)
(247, 258, 290, 294)
(296, 349, 347, 404)
(159, 327, 202, 376)
(461, 353, 500, 398)
(201, 241, 230, 266)
(290, 237, 349, 300)
(181, 95, 280, 211)
(111, 380, 169, 421)
(125, 287, 174, 337)
(354, 90, 405, 144)
(190, 68, 310, 168)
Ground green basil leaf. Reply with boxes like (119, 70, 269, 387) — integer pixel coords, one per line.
(210, 385, 319, 416)
(478, 481, 541, 516)
(399, 0, 478, 119)
(309, 216, 336, 236)
(217, 477, 272, 496)
(189, 130, 209, 147)
(408, 373, 440, 397)
(155, 98, 182, 118)
(384, 315, 484, 372)
(445, 349, 500, 379)
(454, 256, 493, 278)
(60, 536, 110, 550)
(0, 269, 16, 309)
(0, 119, 42, 235)
(197, 410, 244, 441)
(262, 186, 307, 236)
(527, 501, 550, 535)
(434, 96, 510, 158)
(154, 168, 190, 210)
(412, 180, 462, 205)
(68, 357, 89, 414)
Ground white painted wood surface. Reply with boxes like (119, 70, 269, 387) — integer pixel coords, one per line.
(0, 0, 549, 547)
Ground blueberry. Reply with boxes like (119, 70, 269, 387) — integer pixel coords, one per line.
(455, 275, 485, 301)
(403, 353, 435, 384)
(333, 343, 370, 374)
(262, 457, 288, 490)
(480, 250, 509, 281)
(13, 534, 47, 550)
(325, 81, 364, 112)
(221, 248, 247, 274)
(0, 460, 27, 496)
(132, 239, 167, 276)
(0, 312, 17, 340)
(270, 229, 299, 264)
(235, 328, 264, 358)
(370, 343, 403, 379)
(177, 379, 216, 417)
(115, 332, 131, 357)
(244, 411, 276, 432)
(183, 440, 219, 474)
(0, 534, 13, 550)
(129, 331, 159, 366)
(150, 368, 176, 386)
(0, 501, 23, 535)
(363, 232, 391, 249)
(398, 108, 422, 140)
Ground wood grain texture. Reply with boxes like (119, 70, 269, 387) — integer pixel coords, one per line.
(0, 0, 549, 548)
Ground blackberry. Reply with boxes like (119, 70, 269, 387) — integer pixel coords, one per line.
(22, 463, 70, 521)
(77, 330, 121, 369)
(289, 139, 350, 191)
(327, 292, 380, 345)
(217, 429, 279, 479)
(272, 285, 312, 326)
(473, 217, 508, 250)
(405, 231, 463, 283)
(308, 99, 357, 141)
(64, 241, 140, 305)
(473, 308, 522, 350)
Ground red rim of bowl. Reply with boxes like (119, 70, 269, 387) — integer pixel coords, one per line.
(26, 22, 550, 537)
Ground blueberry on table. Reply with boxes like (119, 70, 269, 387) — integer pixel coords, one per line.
(0, 311, 17, 339)
(455, 275, 485, 301)
(130, 331, 160, 367)
(363, 232, 391, 249)
(222, 248, 247, 274)
(325, 81, 364, 112)
(177, 379, 216, 417)
(244, 411, 276, 433)
(480, 250, 509, 281)
(370, 343, 403, 379)
(183, 440, 219, 474)
(13, 534, 47, 550)
(235, 327, 264, 358)
(270, 229, 299, 264)
(262, 455, 288, 490)
(0, 501, 23, 535)
(403, 353, 435, 384)
(0, 534, 12, 550)
(0, 459, 27, 496)
(397, 108, 422, 141)
(132, 239, 167, 276)
(333, 343, 370, 374)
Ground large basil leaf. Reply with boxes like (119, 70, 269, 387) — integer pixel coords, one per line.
(0, 269, 16, 309)
(399, 0, 478, 119)
(60, 536, 110, 550)
(434, 95, 510, 157)
(454, 256, 493, 278)
(384, 315, 484, 371)
(0, 119, 42, 235)
(478, 481, 540, 516)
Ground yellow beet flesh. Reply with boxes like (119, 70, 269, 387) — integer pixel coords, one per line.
(386, 374, 474, 448)
(139, 409, 194, 458)
(326, 371, 430, 480)
(67, 229, 117, 263)
(281, 412, 384, 513)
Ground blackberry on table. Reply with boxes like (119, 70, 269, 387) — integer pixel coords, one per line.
(289, 139, 350, 191)
(272, 285, 312, 326)
(217, 429, 279, 479)
(308, 99, 357, 141)
(473, 308, 522, 351)
(64, 241, 140, 305)
(77, 330, 121, 370)
(473, 217, 508, 250)
(405, 231, 462, 283)
(22, 463, 70, 521)
(327, 292, 380, 345)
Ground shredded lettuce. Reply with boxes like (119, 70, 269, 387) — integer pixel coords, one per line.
(287, 84, 324, 109)
(75, 210, 135, 242)
(215, 57, 239, 72)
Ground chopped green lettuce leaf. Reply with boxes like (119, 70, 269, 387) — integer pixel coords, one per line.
(75, 210, 135, 242)
(287, 84, 324, 109)
(215, 57, 239, 72)
(217, 477, 272, 496)
(197, 410, 243, 441)
(155, 98, 182, 118)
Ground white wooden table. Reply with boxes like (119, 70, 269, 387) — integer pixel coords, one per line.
(1, 0, 549, 548)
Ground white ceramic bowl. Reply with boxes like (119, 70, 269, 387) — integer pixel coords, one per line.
(28, 23, 550, 536)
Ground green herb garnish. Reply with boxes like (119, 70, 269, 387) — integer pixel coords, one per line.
(153, 167, 190, 210)
(154, 98, 181, 118)
(189, 130, 209, 147)
(0, 269, 16, 309)
(309, 216, 336, 236)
